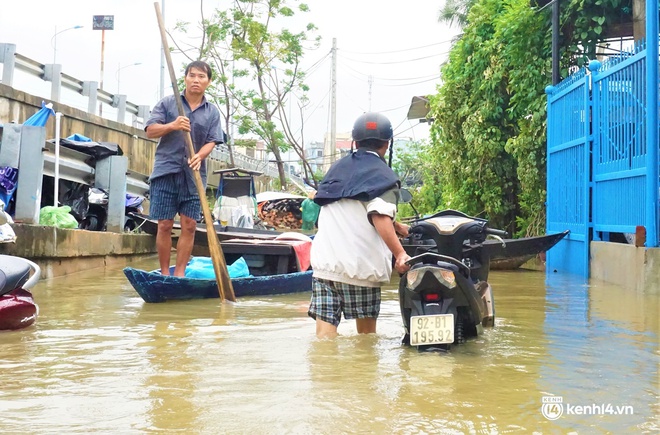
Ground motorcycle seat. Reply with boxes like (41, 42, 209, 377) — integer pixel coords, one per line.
(0, 255, 31, 297)
(435, 261, 459, 273)
(410, 261, 459, 273)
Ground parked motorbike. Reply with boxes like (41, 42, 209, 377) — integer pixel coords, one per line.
(123, 194, 146, 232)
(398, 209, 508, 351)
(79, 188, 145, 232)
(79, 188, 108, 231)
(0, 204, 41, 330)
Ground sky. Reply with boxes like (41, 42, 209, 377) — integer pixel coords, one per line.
(0, 0, 460, 145)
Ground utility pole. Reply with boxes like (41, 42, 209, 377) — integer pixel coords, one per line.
(551, 0, 560, 85)
(99, 28, 106, 116)
(93, 15, 114, 116)
(329, 38, 337, 166)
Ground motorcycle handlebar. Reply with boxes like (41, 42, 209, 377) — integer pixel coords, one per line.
(485, 228, 509, 238)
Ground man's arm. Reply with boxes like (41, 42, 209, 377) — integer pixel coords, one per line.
(372, 214, 411, 274)
(146, 116, 190, 139)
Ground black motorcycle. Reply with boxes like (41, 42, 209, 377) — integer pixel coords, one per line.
(399, 209, 508, 351)
(79, 188, 145, 232)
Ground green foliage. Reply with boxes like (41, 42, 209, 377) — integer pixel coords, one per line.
(391, 140, 443, 216)
(438, 0, 478, 29)
(563, 0, 633, 66)
(426, 0, 629, 236)
(430, 0, 528, 233)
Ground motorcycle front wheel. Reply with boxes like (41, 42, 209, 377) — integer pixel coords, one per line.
(79, 214, 101, 231)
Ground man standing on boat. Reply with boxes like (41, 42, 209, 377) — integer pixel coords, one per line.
(145, 60, 223, 277)
(308, 112, 411, 338)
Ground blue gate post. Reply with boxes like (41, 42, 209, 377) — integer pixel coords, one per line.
(646, 0, 659, 247)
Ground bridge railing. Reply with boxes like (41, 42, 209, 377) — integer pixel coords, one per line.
(0, 41, 307, 189)
(1, 43, 150, 126)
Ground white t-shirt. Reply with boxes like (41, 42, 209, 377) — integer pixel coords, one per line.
(310, 193, 398, 287)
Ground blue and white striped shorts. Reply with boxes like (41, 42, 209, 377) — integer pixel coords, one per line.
(308, 277, 381, 327)
(149, 172, 201, 221)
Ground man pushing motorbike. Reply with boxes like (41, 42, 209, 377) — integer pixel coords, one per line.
(308, 112, 411, 339)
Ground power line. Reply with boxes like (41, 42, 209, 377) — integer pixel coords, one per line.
(338, 61, 440, 86)
(374, 103, 411, 113)
(342, 38, 458, 55)
(372, 73, 441, 82)
(303, 51, 331, 76)
(394, 121, 425, 137)
(377, 76, 441, 87)
(339, 51, 450, 65)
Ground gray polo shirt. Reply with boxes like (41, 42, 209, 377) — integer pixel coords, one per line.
(145, 92, 222, 193)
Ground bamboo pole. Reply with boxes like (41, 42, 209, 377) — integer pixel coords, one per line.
(153, 2, 236, 301)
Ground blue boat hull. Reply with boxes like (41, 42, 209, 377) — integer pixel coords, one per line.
(123, 267, 313, 303)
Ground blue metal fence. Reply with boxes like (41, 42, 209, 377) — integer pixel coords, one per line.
(591, 48, 649, 237)
(545, 72, 591, 276)
(546, 18, 659, 277)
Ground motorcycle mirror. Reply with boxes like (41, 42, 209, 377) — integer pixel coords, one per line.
(399, 188, 413, 203)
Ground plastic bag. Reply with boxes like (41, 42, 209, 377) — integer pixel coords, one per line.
(184, 256, 251, 280)
(301, 198, 320, 230)
(0, 199, 16, 243)
(39, 205, 79, 229)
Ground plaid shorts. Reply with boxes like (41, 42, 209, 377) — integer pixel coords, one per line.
(308, 277, 381, 327)
(149, 172, 201, 221)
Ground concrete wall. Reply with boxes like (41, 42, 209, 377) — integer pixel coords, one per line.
(1, 83, 157, 176)
(0, 224, 158, 278)
(590, 241, 660, 293)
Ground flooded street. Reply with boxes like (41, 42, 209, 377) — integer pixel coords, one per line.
(1, 256, 658, 433)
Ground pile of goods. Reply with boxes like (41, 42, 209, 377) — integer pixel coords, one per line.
(258, 198, 303, 229)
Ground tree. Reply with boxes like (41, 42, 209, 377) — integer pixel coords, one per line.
(438, 0, 477, 29)
(391, 140, 442, 215)
(172, 0, 320, 189)
(427, 0, 633, 236)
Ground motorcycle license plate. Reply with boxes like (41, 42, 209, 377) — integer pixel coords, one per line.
(410, 314, 454, 346)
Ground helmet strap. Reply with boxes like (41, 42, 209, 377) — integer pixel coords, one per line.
(388, 138, 393, 167)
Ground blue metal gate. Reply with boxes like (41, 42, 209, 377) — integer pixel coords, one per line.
(546, 13, 659, 277)
(591, 48, 650, 240)
(545, 73, 591, 276)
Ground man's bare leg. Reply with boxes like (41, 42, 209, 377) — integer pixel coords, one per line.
(157, 219, 174, 275)
(356, 318, 377, 334)
(173, 214, 197, 277)
(316, 318, 338, 339)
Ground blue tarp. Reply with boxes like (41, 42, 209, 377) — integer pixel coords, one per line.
(24, 102, 55, 127)
(185, 256, 251, 280)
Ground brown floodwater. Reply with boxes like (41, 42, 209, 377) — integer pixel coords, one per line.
(1, 256, 658, 433)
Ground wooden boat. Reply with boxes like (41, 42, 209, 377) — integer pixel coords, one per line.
(124, 267, 313, 303)
(483, 230, 569, 269)
(402, 230, 570, 270)
(129, 212, 281, 241)
(123, 234, 313, 302)
(0, 254, 40, 330)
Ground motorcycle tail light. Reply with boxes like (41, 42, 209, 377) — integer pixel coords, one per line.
(406, 266, 457, 290)
(423, 293, 440, 302)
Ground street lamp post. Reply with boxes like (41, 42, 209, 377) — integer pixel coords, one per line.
(51, 25, 83, 65)
(115, 62, 142, 94)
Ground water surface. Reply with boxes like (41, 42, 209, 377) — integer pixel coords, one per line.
(1, 258, 657, 433)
